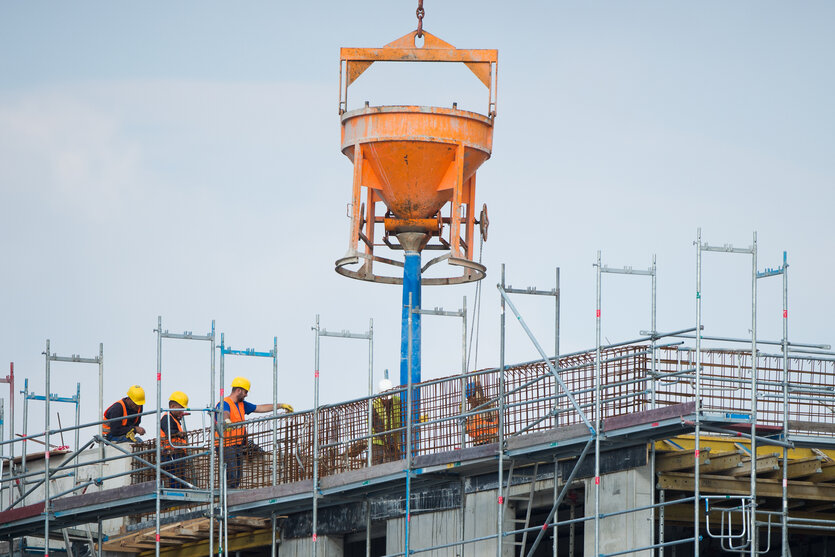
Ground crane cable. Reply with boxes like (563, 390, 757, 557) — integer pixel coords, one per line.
(466, 233, 484, 374)
(416, 0, 425, 38)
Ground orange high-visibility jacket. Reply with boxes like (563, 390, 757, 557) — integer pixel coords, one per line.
(466, 412, 498, 445)
(215, 396, 247, 447)
(103, 398, 142, 438)
(161, 412, 186, 451)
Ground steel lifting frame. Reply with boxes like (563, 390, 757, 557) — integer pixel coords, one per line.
(689, 229, 761, 556)
(155, 317, 216, 557)
(496, 267, 560, 556)
(411, 297, 467, 557)
(218, 330, 280, 557)
(36, 340, 103, 557)
(595, 252, 659, 555)
(311, 315, 373, 557)
(0, 363, 15, 510)
(756, 252, 791, 555)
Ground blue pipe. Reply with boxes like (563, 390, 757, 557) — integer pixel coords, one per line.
(400, 251, 421, 459)
(400, 251, 421, 387)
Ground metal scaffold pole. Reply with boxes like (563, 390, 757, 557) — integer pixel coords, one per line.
(597, 252, 656, 554)
(43, 340, 51, 557)
(312, 315, 320, 557)
(757, 250, 790, 554)
(694, 229, 702, 557)
(405, 294, 413, 557)
(209, 320, 216, 557)
(750, 232, 759, 557)
(781, 254, 789, 556)
(219, 332, 226, 556)
(272, 336, 278, 557)
(366, 318, 373, 557)
(155, 317, 163, 557)
(497, 264, 506, 557)
(594, 252, 601, 557)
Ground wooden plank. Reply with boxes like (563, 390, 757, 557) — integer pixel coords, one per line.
(142, 529, 275, 557)
(657, 472, 835, 502)
(53, 481, 155, 512)
(731, 453, 780, 477)
(813, 465, 835, 483)
(700, 450, 744, 474)
(768, 456, 822, 480)
(604, 402, 696, 431)
(789, 420, 835, 434)
(655, 449, 710, 472)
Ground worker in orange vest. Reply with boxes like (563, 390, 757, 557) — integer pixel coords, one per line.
(103, 385, 146, 443)
(161, 391, 190, 489)
(465, 381, 499, 446)
(216, 376, 293, 488)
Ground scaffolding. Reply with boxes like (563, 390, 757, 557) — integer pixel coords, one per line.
(1, 230, 835, 556)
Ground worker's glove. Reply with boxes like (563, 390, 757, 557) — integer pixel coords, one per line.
(280, 403, 294, 413)
(224, 418, 232, 425)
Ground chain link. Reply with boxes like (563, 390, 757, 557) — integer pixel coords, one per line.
(416, 0, 425, 38)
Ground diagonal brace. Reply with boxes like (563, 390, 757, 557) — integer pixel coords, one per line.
(526, 437, 594, 557)
(498, 285, 594, 433)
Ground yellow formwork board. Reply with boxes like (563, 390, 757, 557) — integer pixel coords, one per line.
(654, 435, 835, 462)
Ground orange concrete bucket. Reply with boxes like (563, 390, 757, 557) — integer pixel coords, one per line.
(335, 30, 497, 285)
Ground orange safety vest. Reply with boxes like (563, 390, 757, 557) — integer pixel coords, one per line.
(161, 412, 186, 451)
(466, 412, 498, 445)
(103, 399, 141, 437)
(215, 396, 247, 447)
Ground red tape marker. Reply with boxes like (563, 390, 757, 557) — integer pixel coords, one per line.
(596, 309, 601, 318)
(783, 310, 788, 318)
(695, 449, 700, 458)
(157, 373, 161, 381)
(312, 534, 317, 542)
(155, 534, 160, 542)
(315, 370, 320, 378)
(498, 496, 504, 504)
(595, 476, 600, 485)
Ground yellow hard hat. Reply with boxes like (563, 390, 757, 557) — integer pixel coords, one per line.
(169, 391, 189, 408)
(127, 385, 145, 406)
(231, 376, 251, 392)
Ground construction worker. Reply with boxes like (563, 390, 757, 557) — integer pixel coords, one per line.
(160, 391, 190, 489)
(216, 376, 293, 488)
(465, 381, 498, 446)
(371, 372, 402, 464)
(103, 385, 146, 443)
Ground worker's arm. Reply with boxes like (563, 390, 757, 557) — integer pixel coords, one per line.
(252, 402, 294, 413)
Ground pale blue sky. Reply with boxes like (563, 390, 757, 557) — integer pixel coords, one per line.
(1, 2, 833, 442)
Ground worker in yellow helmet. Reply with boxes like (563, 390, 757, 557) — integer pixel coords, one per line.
(215, 376, 293, 488)
(103, 385, 147, 443)
(161, 391, 190, 489)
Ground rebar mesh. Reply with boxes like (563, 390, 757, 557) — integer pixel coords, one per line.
(130, 345, 835, 493)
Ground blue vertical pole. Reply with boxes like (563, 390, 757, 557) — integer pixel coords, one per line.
(400, 252, 421, 387)
(400, 250, 421, 459)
